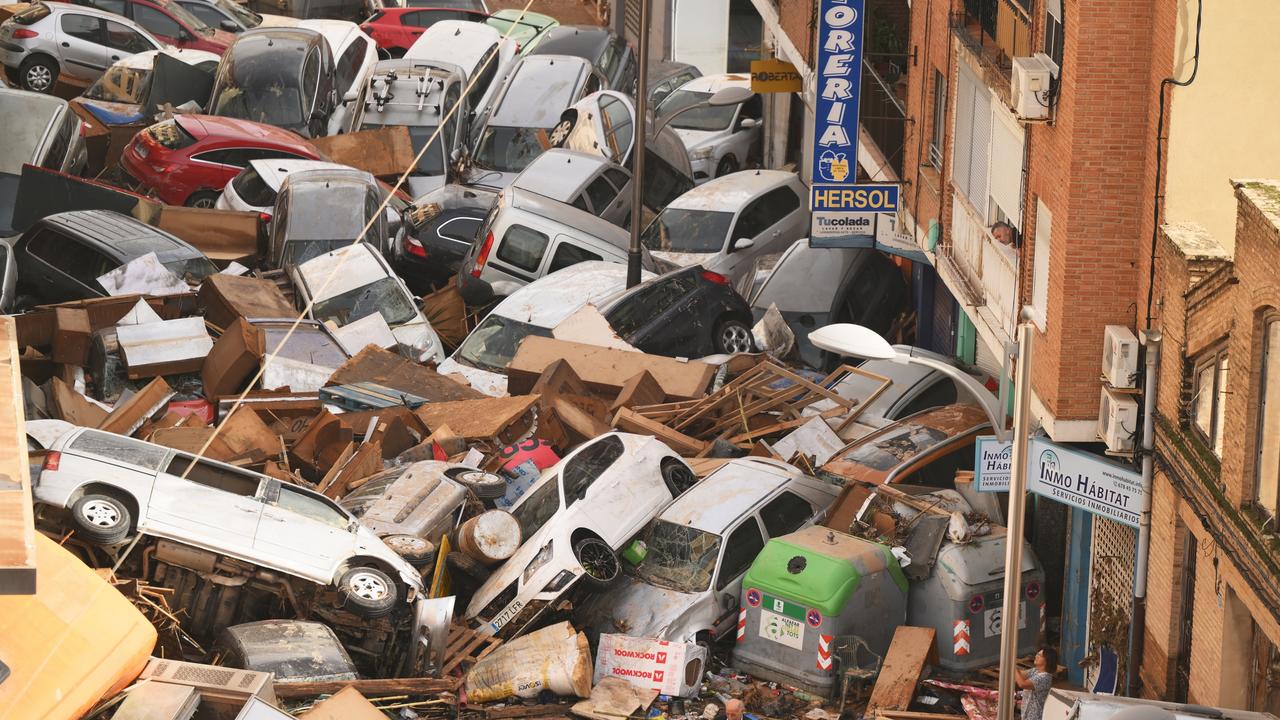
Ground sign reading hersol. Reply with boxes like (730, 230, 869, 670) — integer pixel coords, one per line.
(751, 59, 802, 93)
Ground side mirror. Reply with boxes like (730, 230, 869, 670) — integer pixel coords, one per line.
(739, 117, 759, 130)
(220, 19, 238, 32)
(732, 237, 755, 252)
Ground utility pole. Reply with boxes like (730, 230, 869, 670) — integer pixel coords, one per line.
(626, 0, 650, 288)
(995, 308, 1035, 720)
(1127, 329, 1161, 695)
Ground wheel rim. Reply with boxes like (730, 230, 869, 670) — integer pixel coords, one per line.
(578, 541, 616, 580)
(191, 195, 216, 208)
(26, 65, 52, 91)
(720, 324, 753, 353)
(385, 535, 428, 554)
(347, 570, 390, 601)
(458, 470, 501, 487)
(549, 120, 572, 146)
(80, 500, 121, 528)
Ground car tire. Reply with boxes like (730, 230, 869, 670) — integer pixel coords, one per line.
(661, 459, 697, 494)
(573, 536, 620, 587)
(185, 190, 220, 209)
(70, 493, 132, 545)
(337, 566, 399, 618)
(548, 111, 576, 147)
(714, 318, 754, 354)
(18, 55, 57, 94)
(449, 469, 507, 500)
(715, 155, 739, 178)
(383, 534, 437, 567)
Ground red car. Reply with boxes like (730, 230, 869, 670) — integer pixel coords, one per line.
(119, 114, 321, 207)
(73, 0, 235, 53)
(360, 7, 486, 56)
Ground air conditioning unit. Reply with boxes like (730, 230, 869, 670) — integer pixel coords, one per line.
(1098, 386, 1139, 453)
(1102, 325, 1139, 389)
(1010, 56, 1052, 120)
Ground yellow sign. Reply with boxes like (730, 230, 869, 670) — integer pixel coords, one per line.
(751, 59, 803, 93)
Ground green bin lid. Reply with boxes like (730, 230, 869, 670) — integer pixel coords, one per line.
(742, 526, 906, 617)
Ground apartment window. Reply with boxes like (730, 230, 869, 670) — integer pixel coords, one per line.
(1043, 0, 1064, 70)
(1193, 348, 1229, 457)
(952, 61, 1026, 233)
(1255, 316, 1280, 517)
(929, 70, 946, 169)
(1029, 199, 1051, 330)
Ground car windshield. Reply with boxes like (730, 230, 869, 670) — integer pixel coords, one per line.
(162, 0, 214, 32)
(408, 126, 447, 175)
(640, 208, 733, 253)
(473, 126, 548, 173)
(633, 520, 721, 593)
(162, 256, 218, 282)
(213, 53, 306, 127)
(84, 65, 152, 104)
(214, 0, 261, 27)
(455, 314, 553, 373)
(657, 89, 736, 132)
(313, 276, 418, 327)
(282, 239, 349, 268)
(286, 183, 373, 240)
(510, 474, 560, 540)
(336, 468, 401, 515)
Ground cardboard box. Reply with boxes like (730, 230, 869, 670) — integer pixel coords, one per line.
(51, 308, 91, 366)
(507, 337, 715, 401)
(593, 634, 708, 698)
(199, 274, 295, 331)
(202, 317, 265, 399)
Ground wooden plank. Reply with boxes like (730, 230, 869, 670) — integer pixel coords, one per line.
(611, 407, 708, 456)
(273, 677, 457, 699)
(328, 345, 483, 402)
(506, 336, 715, 401)
(0, 318, 36, 594)
(414, 395, 539, 439)
(878, 711, 968, 720)
(866, 626, 938, 716)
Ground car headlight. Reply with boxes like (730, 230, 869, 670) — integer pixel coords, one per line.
(691, 147, 714, 161)
(545, 569, 576, 592)
(522, 541, 554, 585)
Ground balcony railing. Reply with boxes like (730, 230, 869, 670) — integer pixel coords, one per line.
(951, 0, 1031, 107)
(860, 56, 907, 179)
(944, 194, 1020, 340)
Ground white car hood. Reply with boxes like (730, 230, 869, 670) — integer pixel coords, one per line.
(580, 575, 696, 640)
(436, 357, 508, 397)
(672, 128, 726, 153)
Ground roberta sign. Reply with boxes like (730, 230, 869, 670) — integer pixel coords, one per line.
(1026, 437, 1145, 527)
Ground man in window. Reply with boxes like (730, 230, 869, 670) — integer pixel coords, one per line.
(992, 221, 1018, 248)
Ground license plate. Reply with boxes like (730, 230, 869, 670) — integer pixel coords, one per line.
(983, 602, 1027, 638)
(488, 598, 524, 633)
(758, 609, 804, 650)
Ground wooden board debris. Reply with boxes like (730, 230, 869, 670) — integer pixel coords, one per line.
(414, 395, 539, 440)
(328, 345, 483, 402)
(866, 626, 938, 716)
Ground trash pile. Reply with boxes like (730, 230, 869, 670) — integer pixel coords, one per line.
(0, 2, 1046, 718)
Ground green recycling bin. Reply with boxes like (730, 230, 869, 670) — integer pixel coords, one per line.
(731, 526, 908, 695)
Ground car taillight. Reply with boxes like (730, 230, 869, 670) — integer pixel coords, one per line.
(42, 451, 60, 472)
(404, 233, 426, 258)
(700, 269, 730, 285)
(258, 212, 272, 224)
(470, 231, 494, 277)
(11, 28, 37, 38)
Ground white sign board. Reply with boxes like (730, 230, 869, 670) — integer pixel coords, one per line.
(1026, 437, 1145, 527)
(973, 435, 1013, 491)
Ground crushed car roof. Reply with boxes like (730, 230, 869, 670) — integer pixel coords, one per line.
(665, 170, 799, 211)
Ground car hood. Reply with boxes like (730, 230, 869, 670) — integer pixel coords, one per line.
(672, 128, 726, 153)
(579, 575, 700, 640)
(649, 250, 718, 272)
(436, 358, 508, 397)
(391, 318, 445, 364)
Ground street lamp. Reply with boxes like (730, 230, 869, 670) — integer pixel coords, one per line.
(808, 323, 1010, 441)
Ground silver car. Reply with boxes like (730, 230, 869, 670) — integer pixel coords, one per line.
(510, 148, 632, 228)
(0, 2, 162, 93)
(34, 427, 423, 618)
(576, 458, 839, 644)
(656, 73, 762, 184)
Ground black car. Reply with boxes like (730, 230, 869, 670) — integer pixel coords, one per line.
(601, 265, 754, 357)
(207, 27, 337, 138)
(394, 183, 491, 293)
(528, 25, 636, 93)
(15, 210, 217, 305)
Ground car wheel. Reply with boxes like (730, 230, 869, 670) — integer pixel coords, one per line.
(573, 536, 620, 587)
(548, 116, 575, 147)
(70, 493, 132, 545)
(715, 155, 739, 178)
(337, 566, 399, 618)
(383, 534, 437, 567)
(661, 459, 697, 494)
(185, 190, 220, 209)
(448, 469, 507, 500)
(715, 318, 754, 354)
(19, 55, 57, 94)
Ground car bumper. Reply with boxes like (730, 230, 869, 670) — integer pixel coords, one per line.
(689, 156, 714, 184)
(0, 44, 26, 68)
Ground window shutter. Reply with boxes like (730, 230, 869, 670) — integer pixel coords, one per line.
(1046, 0, 1062, 21)
(967, 79, 992, 219)
(1031, 199, 1051, 330)
(990, 110, 1025, 224)
(951, 65, 977, 200)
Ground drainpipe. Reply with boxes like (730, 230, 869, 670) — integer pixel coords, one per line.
(1126, 329, 1161, 696)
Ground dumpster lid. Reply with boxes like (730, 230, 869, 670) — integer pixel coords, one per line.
(743, 526, 907, 617)
(936, 529, 1037, 584)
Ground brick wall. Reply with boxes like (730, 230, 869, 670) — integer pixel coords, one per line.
(901, 0, 957, 236)
(777, 0, 816, 67)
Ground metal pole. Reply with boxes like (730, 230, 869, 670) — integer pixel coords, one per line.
(996, 308, 1035, 720)
(626, 0, 650, 288)
(1126, 329, 1161, 695)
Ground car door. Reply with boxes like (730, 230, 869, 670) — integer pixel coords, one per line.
(146, 452, 265, 554)
(55, 13, 109, 80)
(486, 222, 549, 287)
(709, 516, 766, 639)
(253, 480, 354, 581)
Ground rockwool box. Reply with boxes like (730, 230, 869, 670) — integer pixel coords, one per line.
(593, 634, 708, 698)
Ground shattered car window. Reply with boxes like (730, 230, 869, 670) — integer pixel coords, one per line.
(68, 430, 169, 471)
(84, 65, 152, 104)
(633, 520, 720, 593)
(282, 239, 349, 269)
(640, 208, 733, 253)
(656, 90, 736, 132)
(561, 435, 623, 505)
(313, 277, 417, 328)
(473, 126, 548, 173)
(287, 184, 370, 241)
(510, 473, 561, 540)
(455, 315, 554, 373)
(337, 470, 400, 516)
(162, 256, 218, 283)
(835, 424, 949, 472)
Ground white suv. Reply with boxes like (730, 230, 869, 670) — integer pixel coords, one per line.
(35, 428, 423, 618)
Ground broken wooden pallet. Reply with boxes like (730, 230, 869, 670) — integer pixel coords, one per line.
(440, 623, 503, 676)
